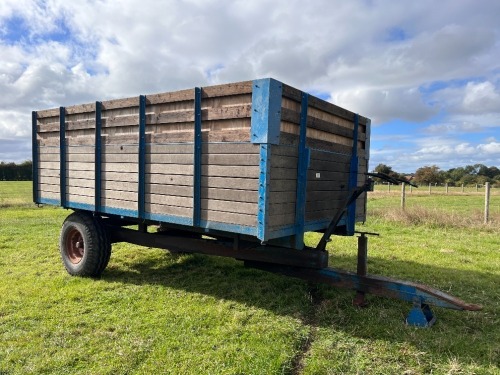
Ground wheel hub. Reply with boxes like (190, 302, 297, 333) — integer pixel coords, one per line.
(65, 227, 84, 264)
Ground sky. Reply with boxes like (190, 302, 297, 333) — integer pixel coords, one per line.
(0, 0, 499, 173)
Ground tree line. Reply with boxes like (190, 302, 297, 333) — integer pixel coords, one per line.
(0, 161, 32, 181)
(374, 163, 500, 187)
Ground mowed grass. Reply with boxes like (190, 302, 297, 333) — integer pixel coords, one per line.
(0, 182, 499, 374)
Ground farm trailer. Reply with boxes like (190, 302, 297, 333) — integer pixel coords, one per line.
(32, 78, 480, 327)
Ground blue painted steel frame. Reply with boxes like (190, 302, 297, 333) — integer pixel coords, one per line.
(59, 107, 67, 208)
(251, 78, 282, 145)
(138, 95, 146, 220)
(346, 114, 359, 234)
(32, 111, 39, 204)
(193, 87, 202, 227)
(257, 144, 271, 241)
(95, 101, 102, 212)
(293, 92, 309, 249)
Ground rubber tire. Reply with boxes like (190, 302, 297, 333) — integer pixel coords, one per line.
(59, 211, 111, 277)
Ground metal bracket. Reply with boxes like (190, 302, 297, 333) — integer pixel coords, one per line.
(406, 302, 436, 328)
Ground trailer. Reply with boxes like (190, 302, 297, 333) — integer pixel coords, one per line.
(32, 78, 480, 327)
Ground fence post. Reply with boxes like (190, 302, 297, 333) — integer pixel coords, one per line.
(429, 183, 432, 195)
(484, 182, 490, 224)
(445, 183, 449, 194)
(401, 182, 406, 210)
(461, 184, 464, 193)
(476, 184, 479, 192)
(388, 183, 391, 192)
(410, 184, 413, 194)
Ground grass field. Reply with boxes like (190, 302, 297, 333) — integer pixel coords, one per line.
(0, 182, 499, 374)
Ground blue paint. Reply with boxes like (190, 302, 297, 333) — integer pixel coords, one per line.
(294, 92, 309, 249)
(95, 101, 102, 212)
(138, 95, 146, 220)
(304, 217, 347, 232)
(59, 107, 67, 208)
(193, 87, 202, 227)
(66, 201, 95, 211)
(32, 111, 39, 204)
(39, 197, 60, 206)
(406, 304, 435, 327)
(199, 220, 257, 237)
(250, 78, 282, 144)
(257, 144, 271, 241)
(364, 118, 371, 162)
(346, 113, 359, 235)
(101, 206, 138, 218)
(145, 212, 193, 227)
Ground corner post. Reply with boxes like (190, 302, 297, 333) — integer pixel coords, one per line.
(347, 114, 360, 234)
(95, 101, 102, 212)
(138, 95, 146, 220)
(193, 87, 202, 227)
(59, 106, 67, 208)
(32, 111, 39, 204)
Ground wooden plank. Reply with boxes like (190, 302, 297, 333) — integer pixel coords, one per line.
(202, 143, 258, 154)
(39, 183, 59, 193)
(38, 190, 59, 200)
(39, 153, 60, 162)
(146, 89, 194, 105)
(104, 144, 139, 154)
(67, 194, 94, 205)
(36, 108, 59, 119)
(39, 169, 60, 178)
(101, 96, 138, 110)
(201, 188, 257, 203)
(66, 153, 95, 163)
(146, 154, 192, 164)
(309, 159, 350, 173)
(65, 162, 95, 172)
(146, 184, 193, 197)
(39, 175, 59, 185)
(147, 203, 192, 218)
(67, 186, 95, 197)
(38, 146, 60, 154)
(307, 170, 349, 181)
(268, 202, 295, 215)
(103, 197, 137, 210)
(201, 165, 259, 178)
(39, 161, 60, 170)
(269, 168, 297, 180)
(201, 199, 257, 215)
(100, 163, 138, 173)
(67, 178, 95, 189)
(268, 191, 296, 204)
(101, 153, 138, 163)
(147, 164, 193, 175)
(202, 154, 259, 166)
(102, 180, 138, 192)
(103, 115, 139, 128)
(102, 171, 138, 183)
(201, 176, 257, 190)
(310, 150, 350, 163)
(269, 179, 297, 192)
(67, 146, 96, 154)
(201, 81, 253, 97)
(146, 144, 191, 154)
(270, 145, 298, 157)
(146, 195, 193, 208)
(66, 102, 96, 115)
(268, 213, 295, 228)
(270, 155, 297, 169)
(201, 210, 256, 227)
(307, 180, 349, 192)
(147, 173, 192, 186)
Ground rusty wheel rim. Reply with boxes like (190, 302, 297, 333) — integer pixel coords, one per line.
(65, 227, 85, 264)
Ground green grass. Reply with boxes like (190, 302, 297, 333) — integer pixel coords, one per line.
(0, 182, 499, 374)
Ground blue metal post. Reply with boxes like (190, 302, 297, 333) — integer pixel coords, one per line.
(59, 107, 66, 208)
(193, 87, 202, 227)
(257, 144, 271, 241)
(32, 111, 39, 204)
(95, 101, 102, 212)
(347, 114, 359, 234)
(294, 92, 309, 249)
(138, 95, 146, 220)
(250, 78, 282, 145)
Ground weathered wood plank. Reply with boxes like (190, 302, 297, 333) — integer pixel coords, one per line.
(201, 188, 257, 203)
(269, 179, 297, 192)
(202, 143, 258, 154)
(268, 202, 295, 215)
(39, 183, 59, 193)
(146, 184, 193, 197)
(147, 203, 192, 218)
(202, 165, 259, 178)
(270, 155, 297, 169)
(269, 168, 297, 180)
(268, 213, 295, 228)
(39, 153, 60, 162)
(104, 144, 140, 154)
(36, 108, 59, 119)
(310, 150, 351, 163)
(67, 194, 94, 205)
(147, 164, 193, 175)
(67, 146, 96, 154)
(101, 96, 138, 111)
(147, 173, 192, 186)
(201, 81, 253, 97)
(202, 154, 259, 166)
(102, 171, 138, 183)
(103, 197, 137, 210)
(146, 195, 193, 208)
(38, 190, 59, 199)
(102, 153, 139, 163)
(270, 145, 298, 157)
(146, 89, 194, 105)
(309, 159, 350, 173)
(102, 180, 138, 192)
(38, 146, 60, 154)
(39, 169, 60, 178)
(67, 186, 95, 197)
(201, 199, 257, 215)
(268, 191, 296, 205)
(201, 177, 257, 190)
(201, 210, 256, 227)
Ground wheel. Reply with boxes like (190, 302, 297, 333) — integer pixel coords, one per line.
(59, 211, 111, 277)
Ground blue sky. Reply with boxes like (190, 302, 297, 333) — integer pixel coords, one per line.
(0, 0, 499, 172)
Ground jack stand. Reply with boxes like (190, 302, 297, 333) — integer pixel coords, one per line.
(406, 301, 436, 327)
(353, 233, 369, 307)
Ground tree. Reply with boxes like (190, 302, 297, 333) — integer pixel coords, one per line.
(413, 165, 444, 185)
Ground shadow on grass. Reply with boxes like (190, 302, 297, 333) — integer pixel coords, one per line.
(101, 248, 498, 368)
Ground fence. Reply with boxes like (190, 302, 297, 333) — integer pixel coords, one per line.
(374, 182, 498, 224)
